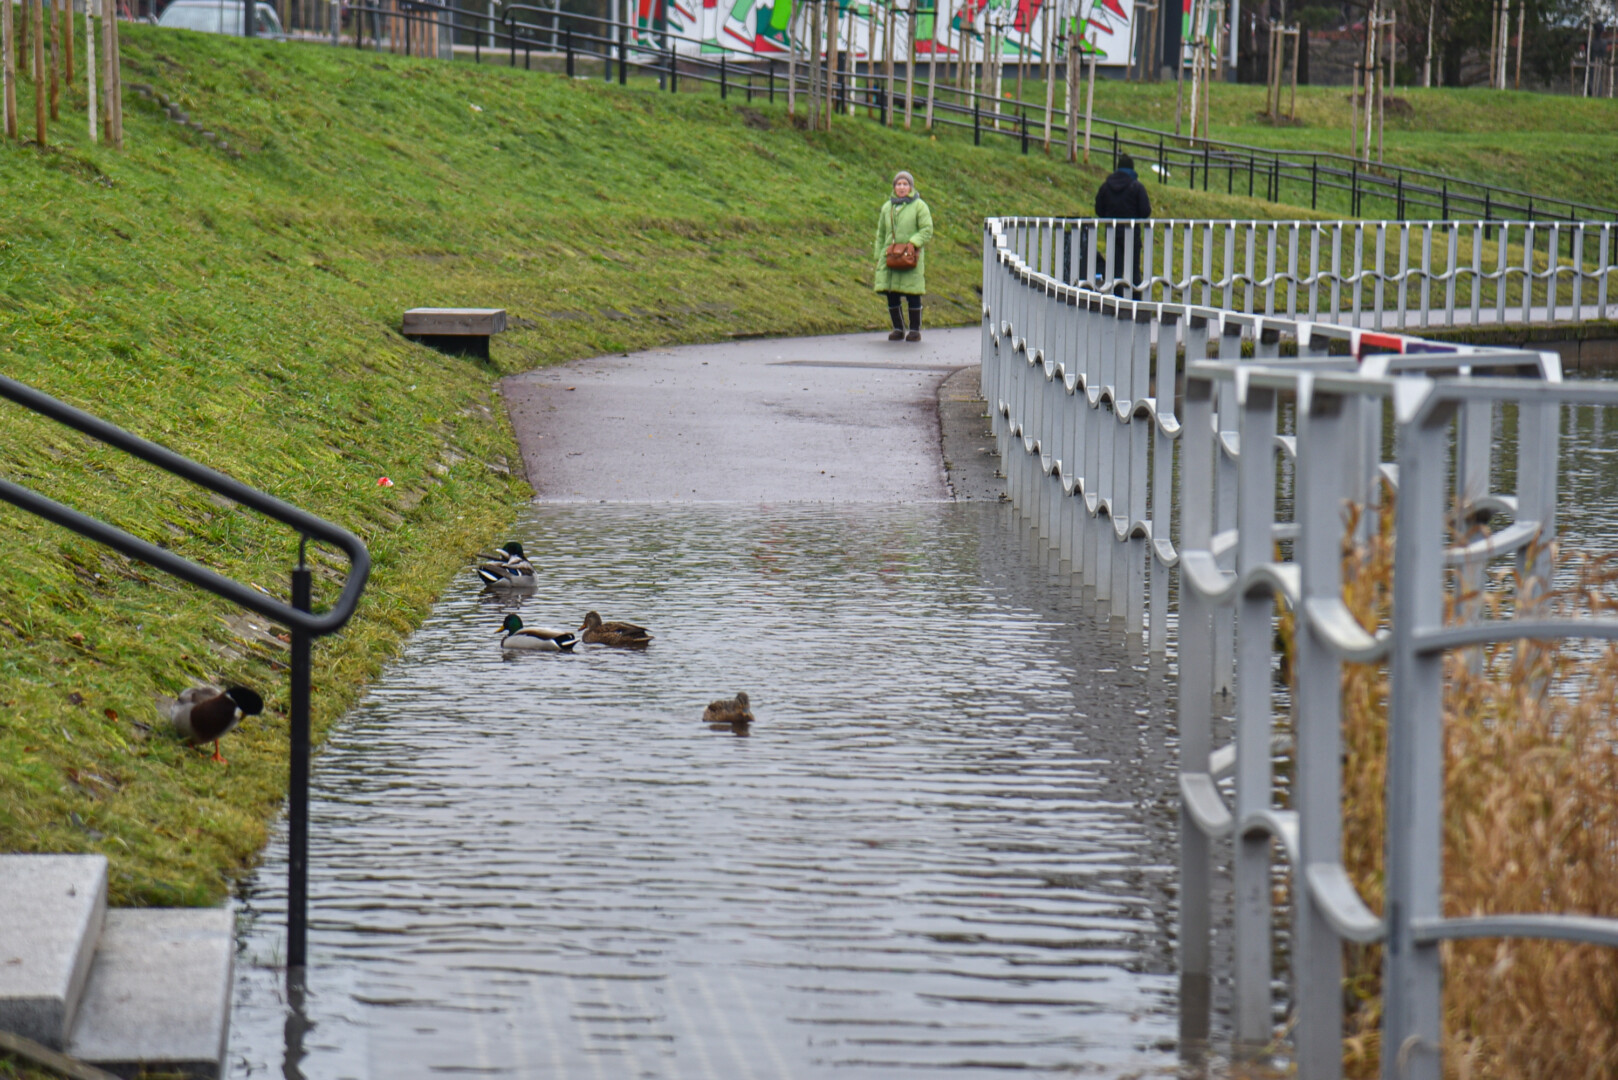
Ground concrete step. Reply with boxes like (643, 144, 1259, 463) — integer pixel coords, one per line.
(66, 908, 234, 1080)
(0, 854, 109, 1049)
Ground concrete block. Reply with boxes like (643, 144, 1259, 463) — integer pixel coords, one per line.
(401, 307, 507, 336)
(67, 908, 234, 1080)
(0, 854, 108, 1048)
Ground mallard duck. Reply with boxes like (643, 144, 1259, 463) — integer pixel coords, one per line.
(702, 691, 753, 726)
(476, 542, 537, 588)
(498, 614, 576, 651)
(579, 611, 652, 648)
(165, 685, 264, 765)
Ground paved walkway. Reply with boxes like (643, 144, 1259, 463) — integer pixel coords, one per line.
(501, 328, 986, 503)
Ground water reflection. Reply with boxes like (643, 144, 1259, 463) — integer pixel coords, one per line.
(228, 503, 1182, 1079)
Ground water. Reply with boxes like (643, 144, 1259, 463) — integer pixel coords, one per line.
(227, 503, 1184, 1079)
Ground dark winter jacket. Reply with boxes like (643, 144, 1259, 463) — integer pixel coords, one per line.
(1094, 168, 1152, 220)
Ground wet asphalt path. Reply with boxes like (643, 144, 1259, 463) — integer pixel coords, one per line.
(500, 328, 982, 503)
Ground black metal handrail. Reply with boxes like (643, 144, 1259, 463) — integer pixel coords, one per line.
(0, 374, 371, 978)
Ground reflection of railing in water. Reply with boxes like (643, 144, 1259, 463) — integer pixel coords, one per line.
(981, 215, 1618, 1079)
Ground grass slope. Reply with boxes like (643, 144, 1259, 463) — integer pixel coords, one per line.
(982, 79, 1618, 214)
(0, 24, 1298, 910)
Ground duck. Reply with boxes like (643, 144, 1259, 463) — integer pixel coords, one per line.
(702, 691, 753, 727)
(579, 611, 652, 648)
(165, 685, 264, 765)
(476, 542, 537, 588)
(497, 614, 576, 651)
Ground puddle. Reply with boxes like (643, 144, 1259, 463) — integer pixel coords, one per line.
(228, 503, 1181, 1078)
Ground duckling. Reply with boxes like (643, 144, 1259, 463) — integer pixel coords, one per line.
(702, 691, 753, 727)
(498, 614, 576, 652)
(579, 611, 653, 648)
(476, 542, 537, 588)
(165, 685, 264, 765)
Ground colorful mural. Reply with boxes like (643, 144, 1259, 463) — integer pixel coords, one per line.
(636, 0, 1143, 67)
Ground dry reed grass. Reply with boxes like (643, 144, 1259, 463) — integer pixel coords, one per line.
(1317, 496, 1618, 1079)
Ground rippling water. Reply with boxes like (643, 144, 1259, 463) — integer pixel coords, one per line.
(228, 503, 1183, 1079)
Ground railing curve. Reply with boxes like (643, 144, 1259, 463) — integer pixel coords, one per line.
(980, 215, 1618, 1080)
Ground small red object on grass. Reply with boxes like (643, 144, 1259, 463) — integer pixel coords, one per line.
(377, 477, 394, 487)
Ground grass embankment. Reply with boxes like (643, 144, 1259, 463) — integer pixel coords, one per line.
(0, 24, 1301, 912)
(916, 76, 1618, 214)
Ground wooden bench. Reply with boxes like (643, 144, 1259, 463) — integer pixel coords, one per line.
(401, 308, 508, 361)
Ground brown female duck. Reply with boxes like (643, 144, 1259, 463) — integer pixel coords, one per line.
(579, 611, 652, 648)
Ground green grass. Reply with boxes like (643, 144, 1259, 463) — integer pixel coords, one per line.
(961, 77, 1618, 215)
(0, 24, 1307, 909)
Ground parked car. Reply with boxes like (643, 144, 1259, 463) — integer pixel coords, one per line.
(157, 0, 286, 39)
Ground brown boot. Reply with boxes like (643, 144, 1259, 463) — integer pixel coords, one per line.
(888, 329, 905, 341)
(905, 330, 921, 342)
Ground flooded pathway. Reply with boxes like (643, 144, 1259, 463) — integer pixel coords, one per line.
(227, 331, 1184, 1079)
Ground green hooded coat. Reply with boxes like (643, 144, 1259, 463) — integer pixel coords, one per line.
(872, 196, 933, 295)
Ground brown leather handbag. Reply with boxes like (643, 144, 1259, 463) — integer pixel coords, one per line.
(884, 204, 918, 271)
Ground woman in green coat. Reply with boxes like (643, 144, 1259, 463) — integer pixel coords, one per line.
(873, 171, 934, 342)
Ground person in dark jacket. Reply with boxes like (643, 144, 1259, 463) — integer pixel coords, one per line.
(1093, 154, 1152, 295)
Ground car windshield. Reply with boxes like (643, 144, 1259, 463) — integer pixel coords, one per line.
(160, 1, 236, 32)
(158, 1, 283, 36)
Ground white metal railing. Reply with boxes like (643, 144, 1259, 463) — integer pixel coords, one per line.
(980, 216, 1618, 1080)
(995, 216, 1618, 331)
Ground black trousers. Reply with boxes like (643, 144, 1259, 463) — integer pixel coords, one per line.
(885, 292, 922, 330)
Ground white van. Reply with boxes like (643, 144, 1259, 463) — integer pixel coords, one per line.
(157, 0, 286, 39)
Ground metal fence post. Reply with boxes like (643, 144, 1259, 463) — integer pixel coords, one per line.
(1233, 379, 1278, 1056)
(1177, 370, 1216, 1051)
(1293, 383, 1348, 1078)
(1384, 393, 1449, 1080)
(287, 546, 312, 973)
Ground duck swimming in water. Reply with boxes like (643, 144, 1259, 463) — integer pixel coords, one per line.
(497, 614, 576, 651)
(578, 611, 652, 648)
(702, 691, 753, 727)
(166, 685, 264, 765)
(477, 542, 537, 589)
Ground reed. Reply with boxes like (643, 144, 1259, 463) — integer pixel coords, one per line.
(1325, 495, 1618, 1077)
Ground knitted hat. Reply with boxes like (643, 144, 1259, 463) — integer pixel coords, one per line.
(893, 170, 916, 188)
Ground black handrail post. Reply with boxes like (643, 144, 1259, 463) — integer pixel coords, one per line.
(619, 19, 627, 85)
(1158, 136, 1164, 178)
(973, 95, 980, 145)
(1311, 158, 1317, 210)
(510, 19, 516, 66)
(769, 58, 775, 102)
(566, 26, 574, 77)
(287, 546, 312, 974)
(1352, 161, 1358, 216)
(1021, 108, 1028, 154)
(721, 53, 727, 99)
(1397, 172, 1404, 219)
(1442, 181, 1448, 221)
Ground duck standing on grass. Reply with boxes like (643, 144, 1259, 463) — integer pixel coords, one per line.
(166, 686, 264, 765)
(579, 611, 652, 648)
(703, 691, 753, 731)
(497, 614, 577, 652)
(477, 542, 537, 588)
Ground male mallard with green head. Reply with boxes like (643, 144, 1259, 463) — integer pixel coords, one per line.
(166, 685, 264, 764)
(477, 542, 537, 589)
(579, 611, 652, 648)
(497, 614, 577, 651)
(702, 691, 753, 726)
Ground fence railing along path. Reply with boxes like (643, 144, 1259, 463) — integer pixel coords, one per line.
(1000, 216, 1618, 331)
(0, 375, 369, 985)
(250, 0, 1616, 227)
(980, 215, 1618, 1078)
